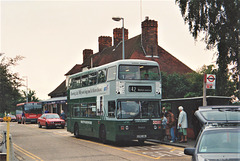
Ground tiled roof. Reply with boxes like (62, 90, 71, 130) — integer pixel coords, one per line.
(48, 34, 193, 97)
(48, 80, 66, 97)
(65, 64, 82, 76)
(83, 35, 193, 74)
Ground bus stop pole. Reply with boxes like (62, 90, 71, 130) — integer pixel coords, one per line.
(6, 120, 10, 161)
(3, 115, 11, 161)
(203, 73, 207, 106)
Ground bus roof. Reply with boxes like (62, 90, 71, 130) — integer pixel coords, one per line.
(69, 59, 159, 78)
(16, 102, 41, 106)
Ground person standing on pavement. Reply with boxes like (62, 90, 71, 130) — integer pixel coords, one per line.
(162, 107, 167, 116)
(21, 111, 26, 124)
(177, 106, 188, 143)
(166, 110, 176, 143)
(60, 110, 66, 121)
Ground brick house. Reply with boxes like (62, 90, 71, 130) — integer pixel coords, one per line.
(42, 17, 193, 115)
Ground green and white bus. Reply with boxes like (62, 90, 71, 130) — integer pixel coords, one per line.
(67, 59, 164, 143)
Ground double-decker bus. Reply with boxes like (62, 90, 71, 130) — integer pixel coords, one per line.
(67, 59, 164, 144)
(16, 102, 42, 124)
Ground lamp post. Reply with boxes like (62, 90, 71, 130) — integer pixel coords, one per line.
(112, 17, 125, 60)
(23, 76, 28, 103)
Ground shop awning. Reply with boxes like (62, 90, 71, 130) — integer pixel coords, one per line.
(41, 96, 67, 104)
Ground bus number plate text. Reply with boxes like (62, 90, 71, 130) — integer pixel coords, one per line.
(137, 135, 147, 138)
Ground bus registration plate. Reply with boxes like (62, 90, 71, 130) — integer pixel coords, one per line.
(137, 135, 147, 138)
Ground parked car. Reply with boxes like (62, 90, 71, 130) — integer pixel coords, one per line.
(0, 117, 3, 122)
(184, 106, 240, 161)
(7, 114, 17, 122)
(38, 113, 65, 129)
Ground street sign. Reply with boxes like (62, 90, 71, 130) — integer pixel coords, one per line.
(206, 74, 216, 89)
(3, 116, 11, 122)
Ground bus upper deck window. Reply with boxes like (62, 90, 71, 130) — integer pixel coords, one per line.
(89, 72, 97, 85)
(107, 66, 116, 81)
(98, 69, 106, 83)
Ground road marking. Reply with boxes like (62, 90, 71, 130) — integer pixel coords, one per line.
(72, 137, 158, 159)
(17, 124, 189, 160)
(13, 144, 44, 161)
(72, 137, 189, 160)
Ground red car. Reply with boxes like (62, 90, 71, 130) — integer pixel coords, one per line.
(38, 113, 65, 129)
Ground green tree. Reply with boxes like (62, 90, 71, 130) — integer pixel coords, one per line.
(20, 89, 39, 102)
(162, 64, 235, 99)
(0, 56, 24, 113)
(175, 0, 240, 97)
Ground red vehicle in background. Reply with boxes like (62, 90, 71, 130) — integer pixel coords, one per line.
(16, 102, 42, 124)
(38, 113, 65, 129)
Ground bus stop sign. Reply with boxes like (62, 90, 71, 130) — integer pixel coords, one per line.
(206, 74, 216, 89)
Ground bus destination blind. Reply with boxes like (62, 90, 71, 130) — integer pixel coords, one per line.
(129, 86, 152, 92)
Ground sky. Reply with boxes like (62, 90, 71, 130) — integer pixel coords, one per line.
(0, 0, 217, 100)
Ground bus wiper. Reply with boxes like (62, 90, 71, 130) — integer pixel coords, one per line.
(132, 113, 140, 122)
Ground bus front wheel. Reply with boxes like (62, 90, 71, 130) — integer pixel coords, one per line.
(74, 123, 80, 138)
(138, 139, 145, 145)
(99, 125, 106, 143)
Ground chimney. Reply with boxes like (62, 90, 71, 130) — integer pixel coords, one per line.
(113, 28, 128, 46)
(83, 49, 93, 64)
(141, 16, 158, 57)
(98, 36, 112, 52)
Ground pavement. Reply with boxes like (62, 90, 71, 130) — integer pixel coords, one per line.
(149, 138, 196, 148)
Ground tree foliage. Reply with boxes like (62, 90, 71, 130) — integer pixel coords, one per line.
(19, 89, 39, 103)
(162, 64, 235, 99)
(0, 56, 24, 113)
(175, 0, 240, 97)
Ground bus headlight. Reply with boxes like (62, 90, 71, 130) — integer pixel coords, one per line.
(153, 125, 158, 130)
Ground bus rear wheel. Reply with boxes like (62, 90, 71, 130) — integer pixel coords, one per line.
(99, 125, 106, 143)
(74, 123, 80, 138)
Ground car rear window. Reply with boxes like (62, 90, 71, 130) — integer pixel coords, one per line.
(201, 110, 240, 121)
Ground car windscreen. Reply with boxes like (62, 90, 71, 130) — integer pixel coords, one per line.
(46, 115, 60, 119)
(198, 129, 240, 153)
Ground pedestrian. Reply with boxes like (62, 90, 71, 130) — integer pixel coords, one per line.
(161, 114, 167, 129)
(21, 111, 26, 124)
(160, 114, 167, 141)
(60, 110, 66, 121)
(162, 107, 167, 116)
(44, 108, 49, 113)
(177, 106, 188, 143)
(166, 110, 176, 143)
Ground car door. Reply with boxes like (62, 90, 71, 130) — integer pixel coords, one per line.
(39, 114, 45, 125)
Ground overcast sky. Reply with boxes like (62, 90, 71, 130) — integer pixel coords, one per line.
(1, 0, 217, 100)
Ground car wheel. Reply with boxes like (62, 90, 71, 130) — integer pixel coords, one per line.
(61, 125, 65, 129)
(99, 125, 106, 143)
(46, 123, 49, 129)
(74, 123, 80, 138)
(38, 122, 42, 128)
